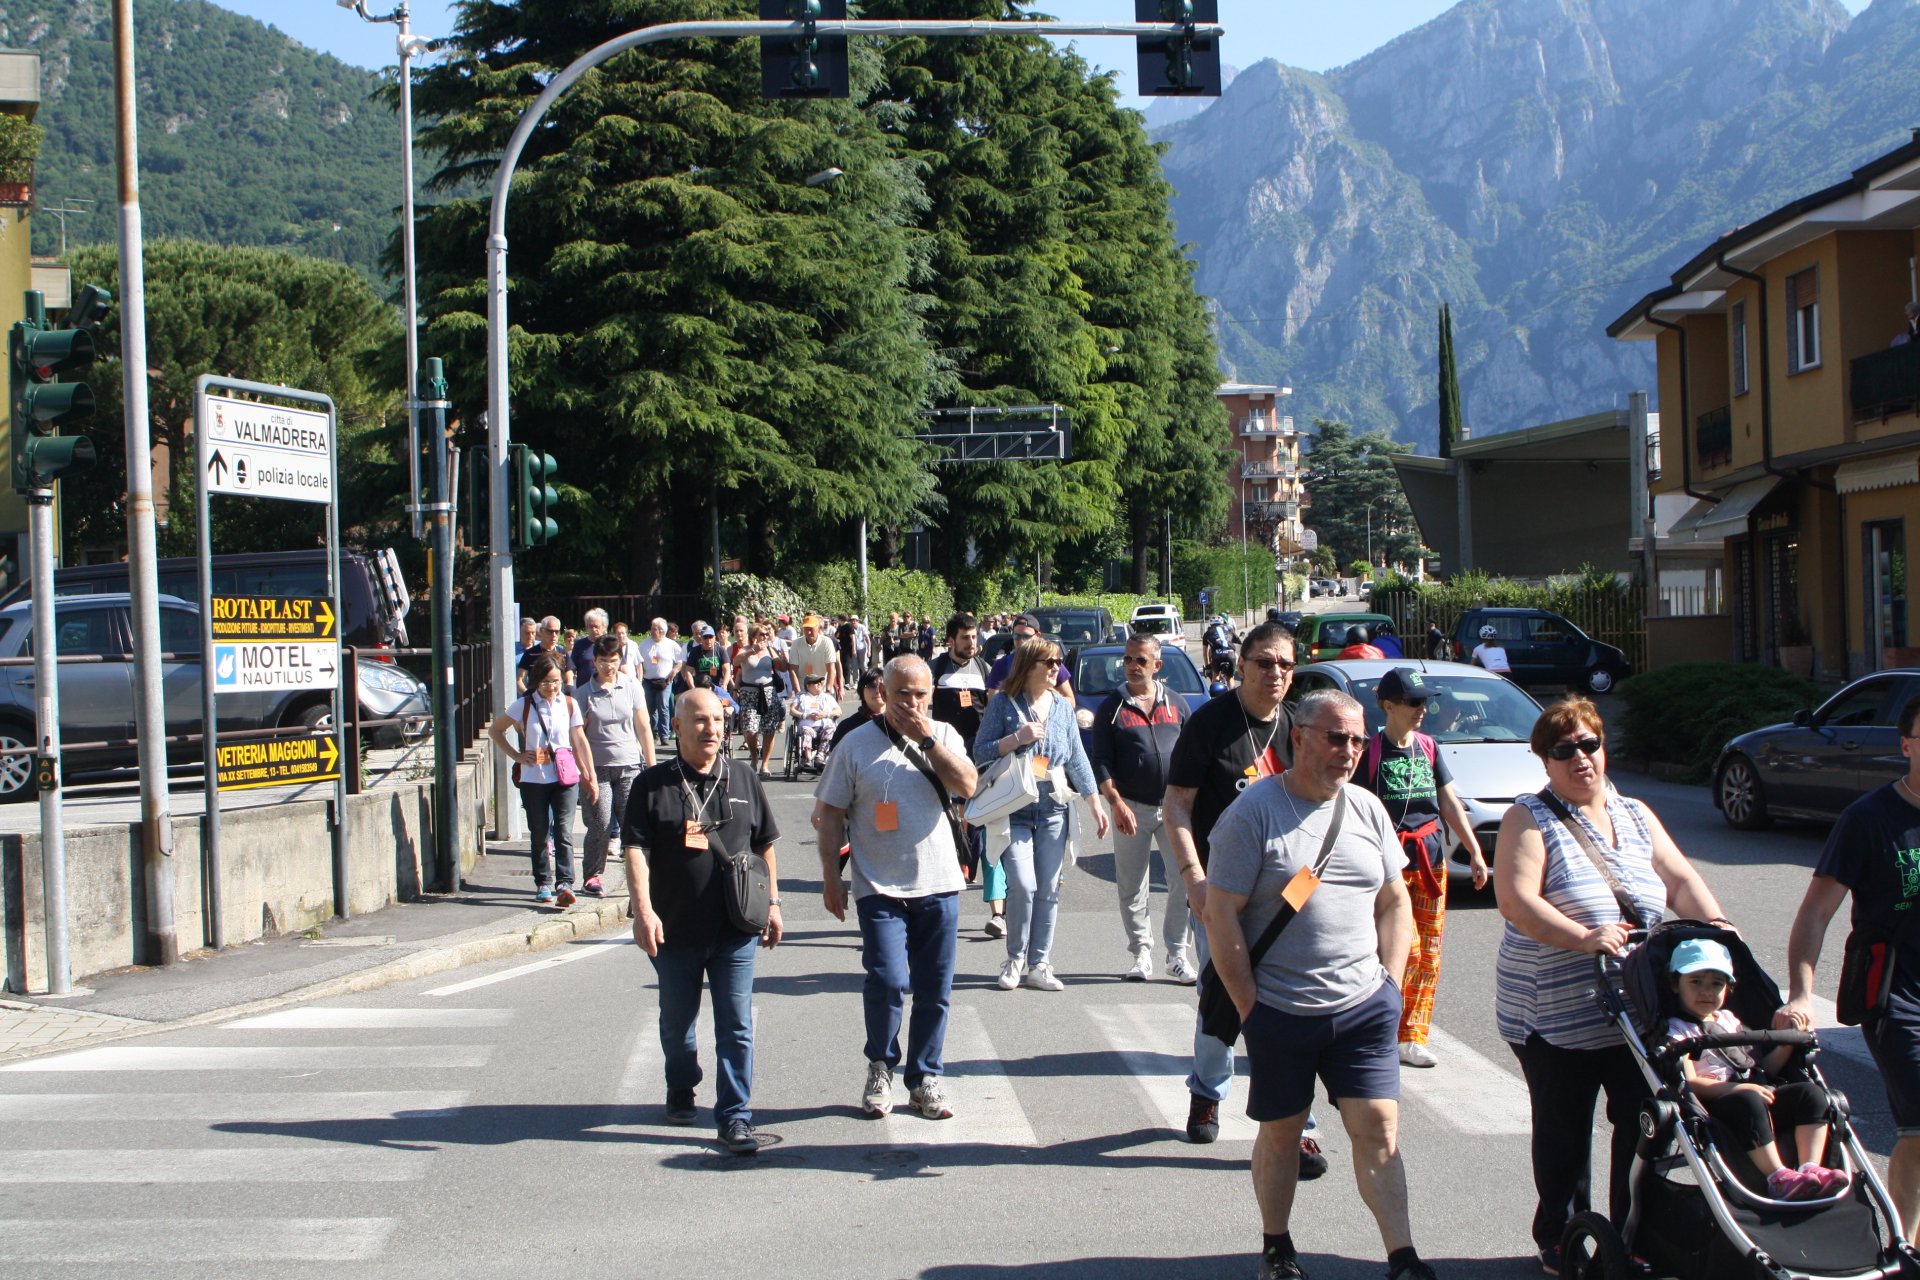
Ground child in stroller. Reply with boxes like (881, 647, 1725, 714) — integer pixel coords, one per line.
(1666, 938, 1849, 1202)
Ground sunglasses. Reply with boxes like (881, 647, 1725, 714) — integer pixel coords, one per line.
(1547, 736, 1604, 761)
(1123, 655, 1153, 666)
(1309, 729, 1367, 751)
(1040, 657, 1063, 668)
(1246, 656, 1296, 673)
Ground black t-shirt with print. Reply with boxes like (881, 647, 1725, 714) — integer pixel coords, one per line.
(625, 757, 779, 947)
(1165, 692, 1295, 869)
(929, 652, 992, 753)
(1816, 782, 1920, 1003)
(1360, 732, 1454, 859)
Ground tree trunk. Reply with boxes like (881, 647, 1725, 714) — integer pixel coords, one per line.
(1129, 503, 1153, 594)
(747, 507, 777, 577)
(876, 523, 899, 570)
(632, 501, 665, 596)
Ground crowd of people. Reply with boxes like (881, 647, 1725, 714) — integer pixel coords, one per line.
(487, 602, 1920, 1280)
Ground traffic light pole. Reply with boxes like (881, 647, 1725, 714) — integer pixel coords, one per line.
(422, 358, 460, 893)
(26, 484, 68, 995)
(482, 15, 1223, 835)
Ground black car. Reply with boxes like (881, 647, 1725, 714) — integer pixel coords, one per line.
(1032, 607, 1119, 650)
(1452, 607, 1632, 695)
(1713, 669, 1920, 830)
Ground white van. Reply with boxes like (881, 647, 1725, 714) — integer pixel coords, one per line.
(1128, 602, 1186, 649)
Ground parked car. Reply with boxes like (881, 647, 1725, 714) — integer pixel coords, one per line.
(1292, 611, 1398, 661)
(0, 593, 430, 802)
(1287, 658, 1548, 881)
(1128, 601, 1186, 649)
(1031, 607, 1114, 654)
(1712, 669, 1920, 830)
(1309, 578, 1340, 598)
(1451, 606, 1632, 695)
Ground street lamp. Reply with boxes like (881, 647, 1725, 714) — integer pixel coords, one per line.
(1365, 498, 1378, 571)
(339, 0, 431, 541)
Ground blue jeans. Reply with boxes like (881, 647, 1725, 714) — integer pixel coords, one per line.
(650, 932, 758, 1128)
(644, 681, 671, 742)
(1188, 917, 1236, 1103)
(1003, 799, 1070, 966)
(519, 781, 577, 890)
(857, 891, 959, 1089)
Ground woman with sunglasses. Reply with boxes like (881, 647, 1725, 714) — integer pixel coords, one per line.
(1493, 696, 1728, 1275)
(976, 635, 1111, 992)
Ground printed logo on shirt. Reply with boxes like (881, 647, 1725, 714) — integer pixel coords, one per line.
(1236, 744, 1285, 792)
(1376, 752, 1437, 804)
(1898, 846, 1920, 908)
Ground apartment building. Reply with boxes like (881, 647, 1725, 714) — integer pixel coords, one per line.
(1610, 133, 1920, 679)
(1218, 383, 1308, 561)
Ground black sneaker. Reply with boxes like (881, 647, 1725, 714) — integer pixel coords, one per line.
(1187, 1093, 1220, 1144)
(1536, 1246, 1560, 1277)
(1257, 1248, 1307, 1279)
(721, 1119, 760, 1156)
(664, 1089, 696, 1125)
(1299, 1136, 1328, 1180)
(1387, 1258, 1438, 1280)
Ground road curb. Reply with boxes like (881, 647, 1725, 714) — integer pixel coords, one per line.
(0, 898, 630, 1064)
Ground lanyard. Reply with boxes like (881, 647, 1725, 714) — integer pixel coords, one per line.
(679, 757, 727, 833)
(1239, 695, 1280, 766)
(533, 694, 561, 749)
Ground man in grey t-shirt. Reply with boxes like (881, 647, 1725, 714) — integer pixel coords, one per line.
(815, 656, 978, 1124)
(1204, 688, 1434, 1280)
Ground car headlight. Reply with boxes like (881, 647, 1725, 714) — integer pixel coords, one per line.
(359, 663, 420, 694)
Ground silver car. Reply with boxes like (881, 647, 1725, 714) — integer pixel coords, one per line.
(1285, 658, 1549, 881)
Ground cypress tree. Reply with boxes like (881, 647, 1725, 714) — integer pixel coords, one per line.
(1437, 301, 1462, 460)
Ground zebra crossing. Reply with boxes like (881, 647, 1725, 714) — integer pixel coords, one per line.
(0, 977, 1541, 1273)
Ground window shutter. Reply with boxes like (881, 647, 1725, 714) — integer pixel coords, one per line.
(1785, 273, 1800, 371)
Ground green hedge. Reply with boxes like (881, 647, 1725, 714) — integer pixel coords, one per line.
(784, 561, 956, 623)
(1615, 662, 1822, 783)
(1172, 541, 1280, 618)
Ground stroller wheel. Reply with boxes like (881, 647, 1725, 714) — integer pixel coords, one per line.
(1560, 1212, 1630, 1280)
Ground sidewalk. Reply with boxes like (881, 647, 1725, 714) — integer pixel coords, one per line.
(0, 842, 631, 1062)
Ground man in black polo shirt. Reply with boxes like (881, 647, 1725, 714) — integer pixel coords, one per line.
(1163, 621, 1319, 1178)
(625, 688, 782, 1156)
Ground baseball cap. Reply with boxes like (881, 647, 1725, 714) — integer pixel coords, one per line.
(1669, 938, 1734, 978)
(777, 614, 791, 624)
(802, 613, 823, 628)
(696, 624, 715, 637)
(1013, 612, 1041, 631)
(1377, 667, 1433, 703)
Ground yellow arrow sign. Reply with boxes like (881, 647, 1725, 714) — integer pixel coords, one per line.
(210, 594, 338, 642)
(319, 734, 339, 774)
(315, 600, 335, 638)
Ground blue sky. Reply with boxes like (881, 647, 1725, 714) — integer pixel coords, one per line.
(218, 1, 1875, 102)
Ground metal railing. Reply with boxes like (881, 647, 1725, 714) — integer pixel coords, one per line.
(1696, 405, 1733, 471)
(1239, 414, 1294, 437)
(1851, 343, 1920, 423)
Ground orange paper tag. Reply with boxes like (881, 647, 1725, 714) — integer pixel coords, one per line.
(957, 690, 973, 709)
(684, 821, 709, 850)
(1032, 755, 1051, 780)
(1281, 865, 1321, 911)
(875, 801, 900, 832)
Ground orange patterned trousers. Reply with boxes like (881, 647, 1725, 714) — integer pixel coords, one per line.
(1399, 865, 1446, 1045)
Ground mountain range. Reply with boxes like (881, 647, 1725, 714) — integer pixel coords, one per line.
(1154, 0, 1920, 447)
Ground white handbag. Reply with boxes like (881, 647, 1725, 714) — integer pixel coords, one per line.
(966, 751, 1039, 829)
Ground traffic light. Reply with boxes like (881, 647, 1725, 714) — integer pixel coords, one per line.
(512, 443, 559, 548)
(1135, 0, 1222, 97)
(760, 0, 849, 99)
(10, 285, 109, 493)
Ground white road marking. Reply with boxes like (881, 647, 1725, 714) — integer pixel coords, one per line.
(0, 1045, 490, 1072)
(880, 1004, 1038, 1146)
(422, 938, 627, 996)
(593, 1003, 756, 1138)
(224, 1008, 515, 1030)
(0, 1218, 395, 1263)
(0, 1090, 469, 1122)
(0, 1148, 427, 1183)
(1398, 1027, 1534, 1136)
(1085, 1003, 1257, 1141)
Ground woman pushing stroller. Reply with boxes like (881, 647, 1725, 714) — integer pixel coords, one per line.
(1665, 937, 1850, 1202)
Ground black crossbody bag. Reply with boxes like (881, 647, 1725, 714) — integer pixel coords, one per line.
(885, 722, 972, 867)
(1196, 789, 1348, 1047)
(699, 763, 771, 934)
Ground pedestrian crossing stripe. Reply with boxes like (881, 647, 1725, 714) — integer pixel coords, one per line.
(0, 1219, 394, 1263)
(0, 1044, 492, 1072)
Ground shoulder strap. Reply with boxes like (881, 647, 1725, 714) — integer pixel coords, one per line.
(930, 652, 951, 680)
(1535, 788, 1647, 929)
(1246, 788, 1348, 966)
(1365, 734, 1383, 788)
(884, 720, 965, 821)
(1417, 732, 1437, 769)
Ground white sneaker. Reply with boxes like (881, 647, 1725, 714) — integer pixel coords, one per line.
(908, 1078, 953, 1120)
(1124, 949, 1153, 982)
(1399, 1041, 1438, 1068)
(996, 957, 1026, 991)
(862, 1059, 895, 1115)
(1164, 953, 1199, 985)
(1022, 962, 1065, 992)
(984, 915, 1007, 939)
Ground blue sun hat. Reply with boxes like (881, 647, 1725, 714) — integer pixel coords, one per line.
(1669, 938, 1734, 978)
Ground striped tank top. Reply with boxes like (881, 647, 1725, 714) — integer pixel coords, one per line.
(1495, 791, 1666, 1051)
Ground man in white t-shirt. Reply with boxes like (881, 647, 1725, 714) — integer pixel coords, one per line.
(1469, 625, 1512, 675)
(815, 656, 979, 1124)
(786, 613, 843, 700)
(637, 617, 686, 742)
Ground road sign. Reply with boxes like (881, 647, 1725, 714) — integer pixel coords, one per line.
(202, 394, 334, 504)
(210, 595, 336, 642)
(216, 732, 341, 791)
(212, 640, 341, 693)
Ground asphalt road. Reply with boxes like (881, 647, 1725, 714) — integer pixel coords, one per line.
(0, 751, 1883, 1280)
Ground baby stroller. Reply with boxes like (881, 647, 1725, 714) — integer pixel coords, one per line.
(1568, 919, 1920, 1280)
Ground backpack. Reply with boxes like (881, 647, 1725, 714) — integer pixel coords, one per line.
(1363, 731, 1437, 792)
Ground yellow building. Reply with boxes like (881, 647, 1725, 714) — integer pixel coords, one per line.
(0, 49, 40, 580)
(1611, 134, 1920, 679)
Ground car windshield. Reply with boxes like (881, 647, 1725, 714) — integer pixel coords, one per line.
(1343, 673, 1540, 743)
(1075, 649, 1205, 699)
(1034, 613, 1104, 645)
(1132, 617, 1178, 635)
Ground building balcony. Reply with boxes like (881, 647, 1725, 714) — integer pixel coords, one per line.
(1851, 343, 1920, 424)
(1243, 500, 1298, 523)
(1240, 414, 1294, 438)
(1696, 405, 1732, 471)
(1241, 460, 1297, 479)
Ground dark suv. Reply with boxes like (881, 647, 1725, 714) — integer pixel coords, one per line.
(1451, 607, 1631, 694)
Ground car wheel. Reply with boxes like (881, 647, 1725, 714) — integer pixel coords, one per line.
(1584, 667, 1616, 695)
(282, 700, 333, 735)
(0, 719, 33, 803)
(1717, 755, 1771, 831)
(1559, 1211, 1629, 1280)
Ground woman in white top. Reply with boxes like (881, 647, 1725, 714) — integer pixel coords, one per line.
(489, 653, 599, 908)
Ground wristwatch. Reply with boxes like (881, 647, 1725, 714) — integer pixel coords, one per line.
(919, 736, 935, 753)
